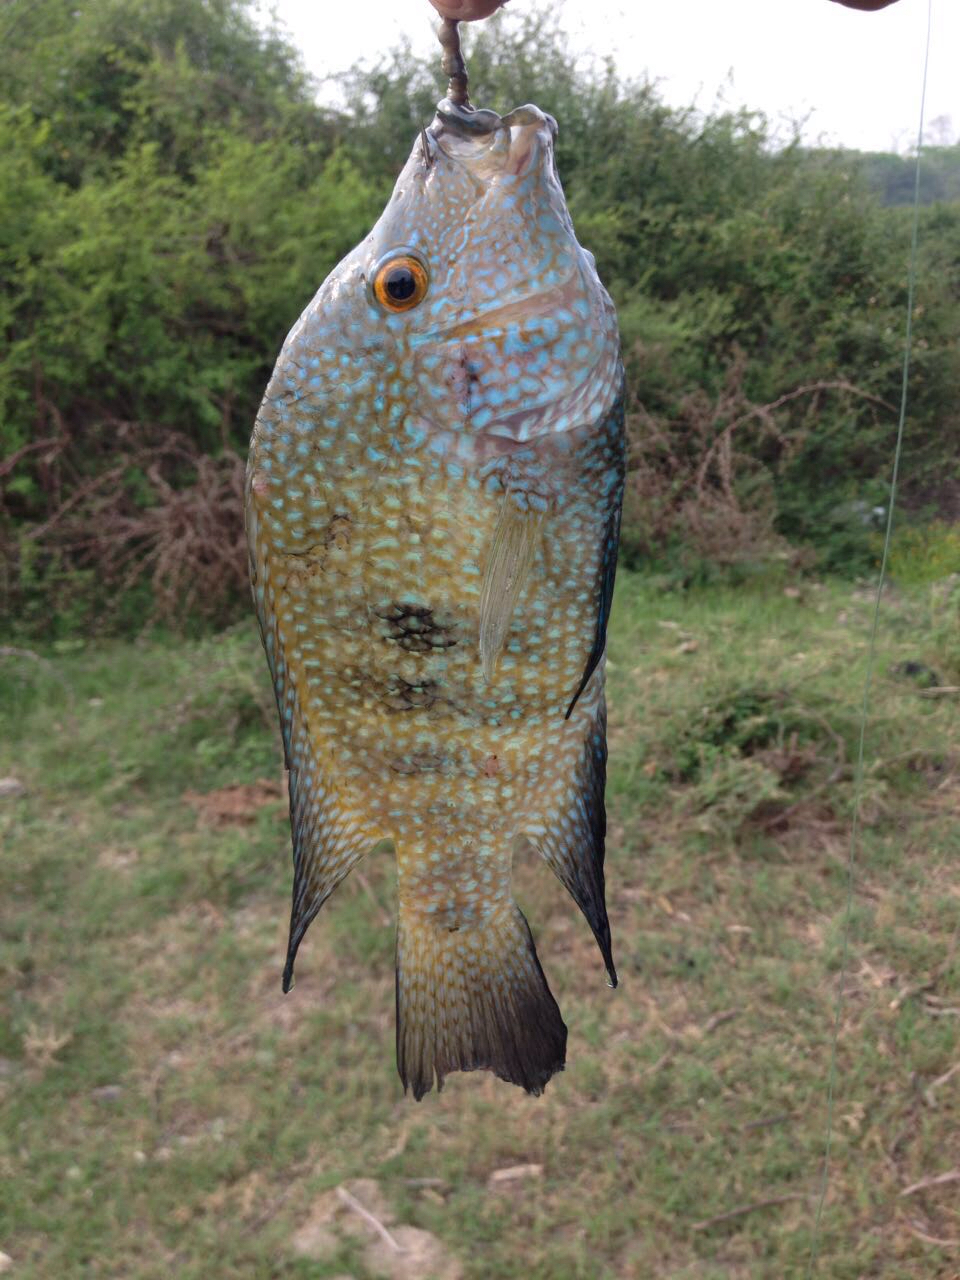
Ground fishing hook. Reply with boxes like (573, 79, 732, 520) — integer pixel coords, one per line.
(438, 17, 470, 108)
(419, 126, 433, 168)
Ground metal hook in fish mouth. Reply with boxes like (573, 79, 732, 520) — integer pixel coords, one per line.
(434, 99, 558, 144)
(434, 19, 501, 139)
(435, 97, 502, 136)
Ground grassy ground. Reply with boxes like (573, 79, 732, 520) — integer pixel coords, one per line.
(2, 571, 959, 1279)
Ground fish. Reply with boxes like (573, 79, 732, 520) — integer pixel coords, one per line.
(245, 96, 625, 1100)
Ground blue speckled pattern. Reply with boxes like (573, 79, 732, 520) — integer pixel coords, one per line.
(246, 101, 625, 1100)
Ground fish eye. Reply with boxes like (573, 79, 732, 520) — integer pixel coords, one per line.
(372, 253, 429, 313)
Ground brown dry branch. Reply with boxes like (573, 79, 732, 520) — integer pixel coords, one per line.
(900, 1168, 960, 1198)
(0, 433, 64, 482)
(923, 1060, 960, 1108)
(691, 1192, 809, 1232)
(12, 422, 248, 630)
(335, 1185, 405, 1253)
(905, 1222, 960, 1248)
(0, 395, 68, 511)
(624, 350, 890, 568)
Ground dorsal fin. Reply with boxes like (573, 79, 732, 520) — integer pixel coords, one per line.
(565, 500, 621, 719)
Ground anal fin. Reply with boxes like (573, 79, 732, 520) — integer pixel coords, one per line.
(247, 490, 382, 992)
(283, 705, 382, 991)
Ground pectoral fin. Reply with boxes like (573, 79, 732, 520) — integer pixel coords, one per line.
(479, 501, 543, 682)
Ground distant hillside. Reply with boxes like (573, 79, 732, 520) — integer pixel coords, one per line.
(831, 146, 960, 206)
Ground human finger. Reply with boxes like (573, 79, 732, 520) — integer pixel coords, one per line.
(427, 0, 507, 21)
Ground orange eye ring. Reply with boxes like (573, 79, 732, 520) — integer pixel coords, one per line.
(372, 253, 429, 313)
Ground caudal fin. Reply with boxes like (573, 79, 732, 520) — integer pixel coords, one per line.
(396, 901, 567, 1100)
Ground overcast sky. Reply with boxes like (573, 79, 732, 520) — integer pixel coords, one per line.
(262, 0, 955, 153)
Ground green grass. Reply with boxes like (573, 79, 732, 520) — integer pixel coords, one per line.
(2, 572, 959, 1278)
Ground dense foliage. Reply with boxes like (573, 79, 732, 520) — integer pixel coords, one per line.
(1, 0, 958, 632)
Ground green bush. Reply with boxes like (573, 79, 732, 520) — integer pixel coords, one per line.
(1, 0, 958, 633)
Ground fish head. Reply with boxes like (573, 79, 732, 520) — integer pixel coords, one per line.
(275, 101, 620, 460)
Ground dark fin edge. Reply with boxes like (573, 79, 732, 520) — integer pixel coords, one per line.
(535, 698, 617, 987)
(565, 499, 622, 720)
(282, 896, 323, 993)
(280, 713, 379, 992)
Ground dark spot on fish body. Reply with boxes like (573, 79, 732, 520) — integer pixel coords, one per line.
(389, 750, 449, 775)
(379, 676, 440, 712)
(324, 514, 352, 552)
(375, 603, 458, 653)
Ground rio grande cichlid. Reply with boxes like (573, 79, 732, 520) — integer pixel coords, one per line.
(246, 96, 625, 1100)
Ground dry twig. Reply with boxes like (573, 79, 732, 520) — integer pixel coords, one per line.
(699, 1008, 739, 1036)
(335, 1185, 405, 1253)
(0, 646, 42, 662)
(692, 1192, 808, 1231)
(12, 423, 247, 630)
(900, 1169, 960, 1198)
(923, 1060, 960, 1108)
(906, 1222, 960, 1248)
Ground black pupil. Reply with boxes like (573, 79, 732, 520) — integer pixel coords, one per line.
(385, 265, 417, 302)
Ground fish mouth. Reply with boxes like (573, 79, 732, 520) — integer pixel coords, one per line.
(433, 99, 557, 142)
(433, 99, 504, 138)
(430, 100, 558, 181)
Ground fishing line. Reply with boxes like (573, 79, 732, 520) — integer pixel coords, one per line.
(804, 0, 933, 1272)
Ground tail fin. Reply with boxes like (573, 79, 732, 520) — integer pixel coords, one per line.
(396, 901, 567, 1100)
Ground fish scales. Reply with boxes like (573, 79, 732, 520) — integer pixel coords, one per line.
(246, 100, 625, 1099)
